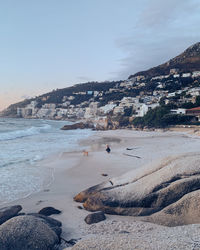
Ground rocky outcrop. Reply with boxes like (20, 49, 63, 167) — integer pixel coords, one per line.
(61, 122, 94, 130)
(0, 205, 22, 225)
(84, 212, 106, 224)
(74, 153, 200, 226)
(0, 205, 64, 249)
(145, 189, 200, 226)
(39, 206, 62, 216)
(0, 215, 59, 250)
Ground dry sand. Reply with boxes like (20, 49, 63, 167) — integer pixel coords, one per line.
(1, 129, 200, 247)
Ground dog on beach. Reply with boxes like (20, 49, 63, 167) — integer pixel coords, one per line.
(83, 150, 89, 156)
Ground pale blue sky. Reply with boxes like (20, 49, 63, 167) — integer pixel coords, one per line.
(0, 0, 200, 110)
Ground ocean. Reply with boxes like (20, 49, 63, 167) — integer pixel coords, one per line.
(0, 118, 94, 204)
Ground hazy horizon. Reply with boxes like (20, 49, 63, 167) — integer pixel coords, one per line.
(1, 0, 200, 110)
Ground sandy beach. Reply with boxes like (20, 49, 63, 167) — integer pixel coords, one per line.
(2, 128, 200, 247)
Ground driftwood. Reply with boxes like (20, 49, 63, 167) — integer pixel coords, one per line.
(123, 153, 141, 159)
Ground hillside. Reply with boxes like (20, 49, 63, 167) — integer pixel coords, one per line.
(129, 42, 200, 79)
(1, 42, 200, 122)
(0, 81, 122, 116)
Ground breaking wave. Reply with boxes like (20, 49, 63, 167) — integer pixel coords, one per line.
(0, 124, 51, 141)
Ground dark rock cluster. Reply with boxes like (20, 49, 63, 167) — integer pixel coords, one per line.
(0, 205, 62, 250)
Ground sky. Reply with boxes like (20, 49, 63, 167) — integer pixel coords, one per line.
(0, 0, 200, 110)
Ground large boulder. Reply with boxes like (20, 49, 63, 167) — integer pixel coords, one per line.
(74, 153, 200, 226)
(0, 215, 59, 250)
(146, 189, 200, 226)
(27, 213, 62, 237)
(0, 205, 22, 225)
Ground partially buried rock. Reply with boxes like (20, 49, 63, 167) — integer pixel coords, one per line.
(0, 215, 59, 250)
(84, 212, 106, 224)
(39, 206, 62, 216)
(0, 205, 22, 225)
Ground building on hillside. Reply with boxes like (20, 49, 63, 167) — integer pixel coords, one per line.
(170, 68, 179, 74)
(187, 87, 200, 97)
(68, 96, 75, 100)
(157, 83, 164, 88)
(62, 96, 68, 102)
(17, 100, 38, 118)
(192, 71, 200, 78)
(182, 73, 191, 78)
(36, 108, 56, 118)
(186, 107, 200, 121)
(135, 103, 159, 117)
(173, 74, 180, 78)
(93, 91, 99, 97)
(167, 92, 176, 97)
(27, 101, 38, 108)
(119, 97, 139, 108)
(42, 103, 56, 109)
(17, 108, 32, 117)
(136, 75, 145, 81)
(170, 109, 186, 115)
(99, 103, 117, 115)
(119, 82, 127, 87)
(76, 108, 85, 119)
(62, 101, 70, 107)
(113, 106, 124, 115)
(56, 108, 69, 118)
(84, 102, 99, 119)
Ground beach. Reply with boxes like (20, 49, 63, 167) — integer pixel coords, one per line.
(1, 128, 200, 248)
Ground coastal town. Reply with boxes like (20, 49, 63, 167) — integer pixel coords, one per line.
(2, 42, 200, 129)
(11, 69, 200, 126)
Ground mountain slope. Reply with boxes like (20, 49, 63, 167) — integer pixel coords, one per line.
(129, 42, 200, 79)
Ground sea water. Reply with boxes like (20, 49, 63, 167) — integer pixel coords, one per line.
(0, 118, 94, 203)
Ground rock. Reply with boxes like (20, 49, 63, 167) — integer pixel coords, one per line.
(39, 206, 62, 216)
(27, 213, 62, 227)
(74, 153, 200, 226)
(0, 205, 22, 225)
(146, 189, 200, 226)
(84, 212, 106, 224)
(27, 213, 62, 237)
(61, 122, 94, 130)
(0, 215, 59, 250)
(101, 173, 108, 177)
(74, 182, 107, 203)
(77, 205, 83, 210)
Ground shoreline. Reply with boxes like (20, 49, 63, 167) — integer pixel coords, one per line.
(1, 128, 200, 243)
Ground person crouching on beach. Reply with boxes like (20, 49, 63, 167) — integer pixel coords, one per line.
(106, 144, 111, 153)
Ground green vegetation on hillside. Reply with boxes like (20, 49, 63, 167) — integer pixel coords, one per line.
(132, 105, 195, 128)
